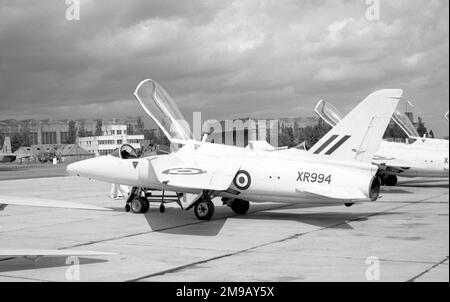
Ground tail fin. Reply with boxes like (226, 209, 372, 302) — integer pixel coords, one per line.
(2, 137, 12, 153)
(309, 89, 402, 162)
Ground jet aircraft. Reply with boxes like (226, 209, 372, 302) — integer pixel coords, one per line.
(67, 79, 402, 220)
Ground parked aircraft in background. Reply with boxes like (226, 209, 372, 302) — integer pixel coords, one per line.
(67, 79, 401, 220)
(0, 137, 30, 163)
(314, 100, 449, 186)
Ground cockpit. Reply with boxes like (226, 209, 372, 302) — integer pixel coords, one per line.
(134, 79, 192, 142)
(111, 144, 139, 159)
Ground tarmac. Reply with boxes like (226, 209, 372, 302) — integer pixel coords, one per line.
(0, 164, 448, 282)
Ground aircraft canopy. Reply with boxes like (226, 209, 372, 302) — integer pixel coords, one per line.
(134, 79, 192, 142)
(314, 100, 344, 127)
(392, 110, 420, 138)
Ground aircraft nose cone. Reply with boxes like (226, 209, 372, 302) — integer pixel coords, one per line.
(66, 161, 83, 176)
(67, 157, 97, 176)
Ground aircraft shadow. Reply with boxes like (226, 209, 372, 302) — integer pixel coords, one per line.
(139, 201, 397, 236)
(397, 178, 449, 189)
(381, 188, 414, 194)
(0, 257, 109, 274)
(232, 211, 400, 230)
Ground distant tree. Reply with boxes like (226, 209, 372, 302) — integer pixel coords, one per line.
(95, 119, 103, 136)
(11, 133, 22, 153)
(383, 123, 408, 141)
(67, 121, 77, 144)
(136, 117, 145, 135)
(20, 125, 32, 147)
(9, 125, 33, 152)
(143, 129, 157, 142)
(78, 123, 87, 138)
(157, 130, 170, 146)
(416, 123, 428, 137)
(279, 126, 295, 147)
(143, 129, 170, 146)
(0, 133, 5, 148)
(127, 123, 134, 135)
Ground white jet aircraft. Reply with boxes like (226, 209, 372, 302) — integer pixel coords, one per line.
(0, 137, 30, 163)
(67, 79, 402, 220)
(314, 100, 449, 186)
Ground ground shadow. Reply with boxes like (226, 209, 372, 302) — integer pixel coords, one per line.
(138, 200, 400, 236)
(397, 178, 449, 189)
(0, 257, 109, 274)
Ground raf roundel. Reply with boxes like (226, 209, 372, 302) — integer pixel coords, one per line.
(162, 168, 206, 175)
(233, 170, 251, 190)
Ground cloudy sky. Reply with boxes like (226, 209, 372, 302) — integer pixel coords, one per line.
(0, 0, 448, 136)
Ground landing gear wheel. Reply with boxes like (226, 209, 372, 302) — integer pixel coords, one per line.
(130, 197, 149, 214)
(345, 203, 354, 208)
(194, 199, 215, 220)
(159, 203, 166, 213)
(230, 199, 250, 215)
(384, 175, 398, 186)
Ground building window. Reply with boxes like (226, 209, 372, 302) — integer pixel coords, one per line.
(117, 140, 123, 145)
(117, 130, 122, 135)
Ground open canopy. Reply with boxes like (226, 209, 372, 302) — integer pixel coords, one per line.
(392, 110, 420, 138)
(314, 99, 343, 127)
(134, 79, 192, 142)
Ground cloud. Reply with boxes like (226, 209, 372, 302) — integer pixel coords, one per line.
(0, 0, 448, 136)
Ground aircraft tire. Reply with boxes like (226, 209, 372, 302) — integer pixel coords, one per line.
(345, 203, 354, 207)
(131, 197, 149, 214)
(384, 175, 398, 186)
(230, 199, 250, 215)
(194, 199, 215, 220)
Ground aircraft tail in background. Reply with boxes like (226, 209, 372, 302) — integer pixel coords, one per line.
(1, 137, 12, 154)
(308, 89, 403, 162)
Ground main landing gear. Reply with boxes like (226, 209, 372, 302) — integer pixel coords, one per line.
(222, 198, 250, 215)
(124, 188, 251, 221)
(380, 175, 398, 187)
(193, 196, 215, 221)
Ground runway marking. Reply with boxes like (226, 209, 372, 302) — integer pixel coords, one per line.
(406, 256, 449, 282)
(125, 192, 448, 282)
